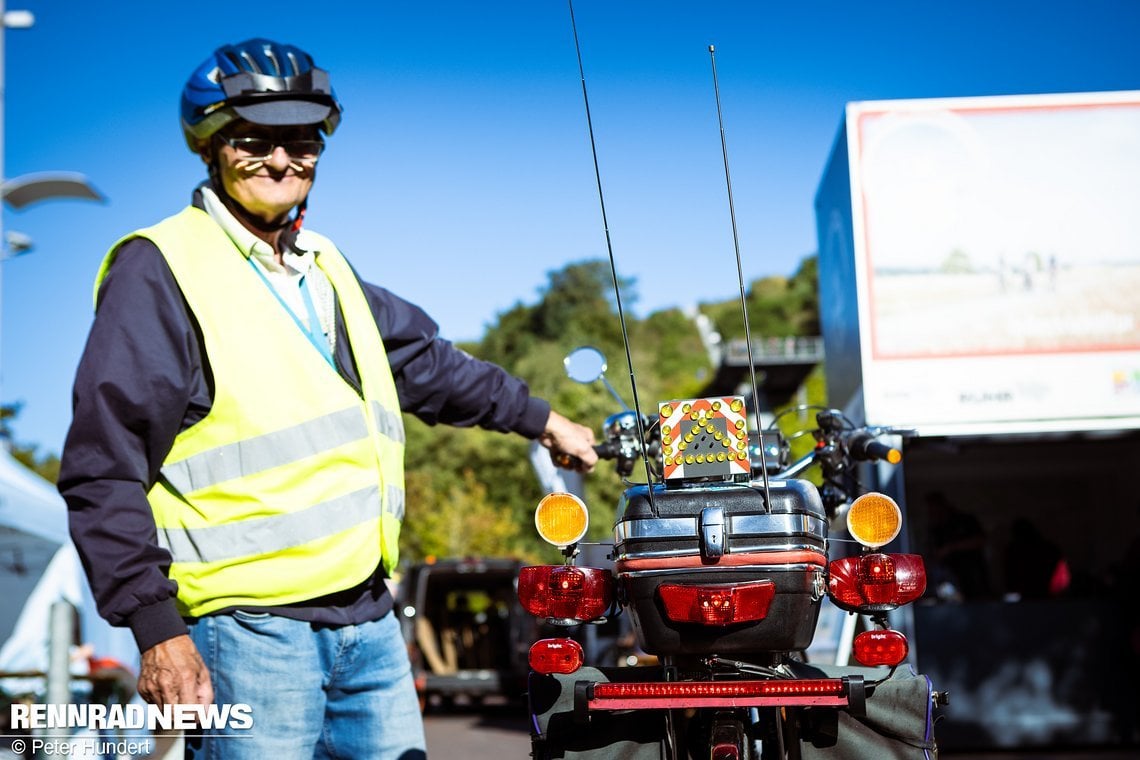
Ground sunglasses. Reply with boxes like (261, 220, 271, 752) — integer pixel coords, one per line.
(217, 134, 326, 161)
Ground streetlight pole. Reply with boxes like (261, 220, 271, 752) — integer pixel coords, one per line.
(1, 2, 36, 208)
(0, 0, 34, 447)
(0, 5, 101, 452)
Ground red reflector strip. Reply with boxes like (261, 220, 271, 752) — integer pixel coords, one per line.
(588, 678, 848, 711)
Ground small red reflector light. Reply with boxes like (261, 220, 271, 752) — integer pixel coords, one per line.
(853, 629, 909, 667)
(528, 638, 584, 675)
(658, 581, 775, 625)
(517, 565, 613, 621)
(828, 553, 926, 612)
(711, 744, 740, 760)
(710, 720, 744, 760)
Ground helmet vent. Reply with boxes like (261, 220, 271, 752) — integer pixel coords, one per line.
(264, 47, 282, 76)
(239, 50, 261, 74)
(286, 52, 301, 77)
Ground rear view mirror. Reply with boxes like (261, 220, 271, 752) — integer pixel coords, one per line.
(564, 346, 607, 384)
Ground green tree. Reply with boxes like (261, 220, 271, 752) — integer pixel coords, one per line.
(400, 467, 536, 562)
(1, 402, 61, 482)
(477, 259, 631, 371)
(702, 255, 820, 340)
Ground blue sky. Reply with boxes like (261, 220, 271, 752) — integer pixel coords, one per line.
(3, 0, 1140, 454)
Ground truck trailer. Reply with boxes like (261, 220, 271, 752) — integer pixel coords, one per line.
(814, 90, 1140, 752)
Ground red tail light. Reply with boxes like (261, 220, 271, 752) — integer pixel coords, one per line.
(828, 553, 926, 612)
(853, 629, 909, 667)
(657, 581, 775, 625)
(517, 565, 613, 621)
(528, 638, 584, 675)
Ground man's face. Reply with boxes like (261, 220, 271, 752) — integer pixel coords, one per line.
(211, 122, 324, 224)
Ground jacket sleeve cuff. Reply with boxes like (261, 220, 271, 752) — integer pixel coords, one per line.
(516, 397, 552, 440)
(128, 599, 190, 653)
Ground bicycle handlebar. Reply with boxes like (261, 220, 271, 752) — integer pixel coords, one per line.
(846, 430, 902, 464)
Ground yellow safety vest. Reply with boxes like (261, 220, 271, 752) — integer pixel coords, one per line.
(96, 207, 406, 617)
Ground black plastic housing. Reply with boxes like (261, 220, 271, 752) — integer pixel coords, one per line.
(613, 480, 828, 656)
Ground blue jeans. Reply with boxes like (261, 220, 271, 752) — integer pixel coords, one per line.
(185, 610, 426, 760)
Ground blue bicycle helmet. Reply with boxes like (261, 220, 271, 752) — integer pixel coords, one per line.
(181, 38, 342, 153)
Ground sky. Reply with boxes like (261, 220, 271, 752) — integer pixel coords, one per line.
(3, 0, 1140, 454)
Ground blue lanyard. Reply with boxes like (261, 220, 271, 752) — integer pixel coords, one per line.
(249, 257, 336, 368)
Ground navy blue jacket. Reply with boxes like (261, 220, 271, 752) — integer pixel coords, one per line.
(58, 211, 550, 652)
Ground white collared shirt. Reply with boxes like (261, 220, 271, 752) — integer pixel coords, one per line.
(201, 187, 336, 352)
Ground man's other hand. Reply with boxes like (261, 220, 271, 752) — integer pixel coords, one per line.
(138, 634, 213, 709)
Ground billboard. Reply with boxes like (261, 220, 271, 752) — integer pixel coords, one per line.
(816, 90, 1140, 435)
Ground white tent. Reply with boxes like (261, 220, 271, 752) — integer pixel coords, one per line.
(0, 446, 67, 543)
(0, 449, 136, 690)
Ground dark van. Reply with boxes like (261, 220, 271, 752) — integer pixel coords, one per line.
(396, 557, 537, 708)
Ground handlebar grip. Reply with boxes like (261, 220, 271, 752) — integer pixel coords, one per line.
(593, 441, 621, 459)
(847, 431, 902, 464)
(551, 443, 616, 471)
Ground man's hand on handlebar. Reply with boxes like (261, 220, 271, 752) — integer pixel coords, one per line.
(540, 410, 599, 473)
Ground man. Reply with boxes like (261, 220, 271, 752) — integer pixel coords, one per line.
(58, 38, 598, 760)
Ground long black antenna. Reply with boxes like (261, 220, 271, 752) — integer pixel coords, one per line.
(709, 44, 773, 510)
(567, 0, 656, 497)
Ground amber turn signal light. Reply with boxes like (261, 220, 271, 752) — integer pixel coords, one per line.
(535, 492, 589, 548)
(846, 492, 902, 549)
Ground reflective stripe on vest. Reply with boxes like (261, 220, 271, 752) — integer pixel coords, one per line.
(159, 401, 405, 496)
(157, 483, 406, 563)
(98, 208, 406, 616)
